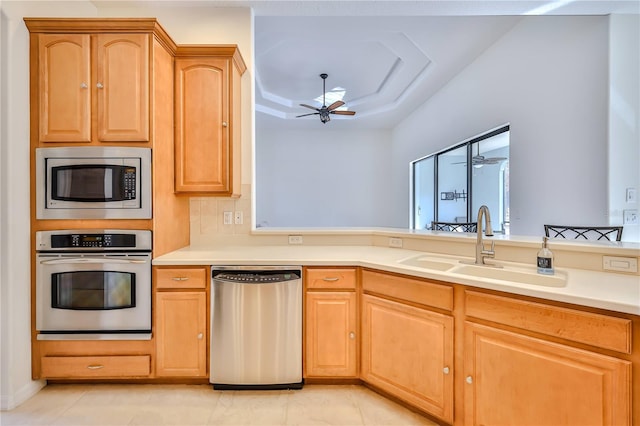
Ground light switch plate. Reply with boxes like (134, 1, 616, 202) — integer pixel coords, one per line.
(626, 188, 637, 203)
(603, 256, 638, 273)
(223, 211, 233, 225)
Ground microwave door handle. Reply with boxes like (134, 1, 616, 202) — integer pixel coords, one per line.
(39, 258, 148, 265)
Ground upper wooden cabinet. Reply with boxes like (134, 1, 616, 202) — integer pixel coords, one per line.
(30, 29, 150, 144)
(174, 47, 246, 196)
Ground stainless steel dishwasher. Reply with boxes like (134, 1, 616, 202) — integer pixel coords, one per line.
(210, 266, 303, 390)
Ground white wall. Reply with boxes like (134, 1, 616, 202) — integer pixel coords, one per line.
(1, 1, 101, 410)
(392, 16, 610, 236)
(609, 14, 640, 242)
(256, 128, 393, 227)
(0, 1, 253, 409)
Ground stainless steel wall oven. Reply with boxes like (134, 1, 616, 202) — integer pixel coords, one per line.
(35, 229, 152, 340)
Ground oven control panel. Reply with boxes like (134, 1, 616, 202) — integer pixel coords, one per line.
(53, 233, 136, 248)
(35, 230, 152, 251)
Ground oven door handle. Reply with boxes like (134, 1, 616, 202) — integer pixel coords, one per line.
(39, 258, 149, 265)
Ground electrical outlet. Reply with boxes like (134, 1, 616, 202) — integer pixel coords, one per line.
(623, 209, 638, 225)
(234, 211, 243, 225)
(288, 235, 303, 245)
(603, 256, 638, 273)
(223, 211, 233, 225)
(389, 237, 403, 248)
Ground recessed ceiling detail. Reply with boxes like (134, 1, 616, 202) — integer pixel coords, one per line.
(255, 29, 432, 121)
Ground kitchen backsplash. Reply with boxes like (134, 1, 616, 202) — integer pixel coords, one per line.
(190, 184, 253, 243)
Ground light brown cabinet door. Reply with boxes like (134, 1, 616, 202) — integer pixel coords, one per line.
(305, 291, 357, 377)
(174, 57, 230, 193)
(95, 33, 149, 142)
(37, 33, 149, 144)
(38, 34, 91, 142)
(361, 294, 454, 423)
(464, 322, 631, 426)
(155, 291, 207, 377)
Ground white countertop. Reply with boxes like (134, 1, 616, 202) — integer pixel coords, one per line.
(154, 245, 640, 315)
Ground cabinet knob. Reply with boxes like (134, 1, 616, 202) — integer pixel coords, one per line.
(222, 121, 228, 127)
(197, 333, 204, 340)
(443, 366, 450, 375)
(96, 82, 104, 89)
(87, 364, 105, 370)
(80, 83, 88, 89)
(466, 375, 473, 384)
(349, 332, 356, 339)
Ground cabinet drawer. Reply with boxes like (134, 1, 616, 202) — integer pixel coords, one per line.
(465, 290, 632, 353)
(362, 270, 453, 311)
(306, 268, 357, 290)
(41, 355, 150, 378)
(156, 267, 207, 289)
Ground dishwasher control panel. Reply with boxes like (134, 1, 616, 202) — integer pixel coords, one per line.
(212, 270, 301, 283)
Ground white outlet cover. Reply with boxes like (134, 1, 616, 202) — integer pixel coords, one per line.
(623, 209, 638, 225)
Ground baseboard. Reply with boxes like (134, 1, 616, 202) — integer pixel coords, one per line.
(0, 380, 45, 411)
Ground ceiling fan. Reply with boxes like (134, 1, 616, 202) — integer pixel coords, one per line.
(296, 73, 356, 123)
(454, 145, 507, 167)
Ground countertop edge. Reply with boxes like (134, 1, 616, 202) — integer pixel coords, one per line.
(153, 245, 640, 316)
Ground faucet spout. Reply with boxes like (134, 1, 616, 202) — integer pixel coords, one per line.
(477, 205, 493, 238)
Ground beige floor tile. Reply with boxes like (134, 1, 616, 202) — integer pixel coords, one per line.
(207, 390, 289, 425)
(1, 384, 439, 426)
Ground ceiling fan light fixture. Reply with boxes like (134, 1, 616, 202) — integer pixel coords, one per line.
(296, 73, 356, 123)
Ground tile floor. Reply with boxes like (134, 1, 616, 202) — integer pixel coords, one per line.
(1, 384, 440, 426)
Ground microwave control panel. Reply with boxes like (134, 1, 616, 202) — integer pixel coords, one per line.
(123, 167, 136, 199)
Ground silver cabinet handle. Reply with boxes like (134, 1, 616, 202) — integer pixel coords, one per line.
(96, 82, 104, 89)
(172, 277, 190, 281)
(466, 376, 473, 384)
(197, 333, 204, 340)
(222, 121, 228, 127)
(80, 83, 88, 89)
(443, 366, 450, 375)
(349, 332, 356, 339)
(322, 277, 340, 282)
(87, 365, 104, 370)
(40, 257, 147, 265)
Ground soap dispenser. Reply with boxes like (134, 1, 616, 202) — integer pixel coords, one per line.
(537, 237, 554, 275)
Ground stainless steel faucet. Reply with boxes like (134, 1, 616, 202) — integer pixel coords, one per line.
(468, 205, 499, 266)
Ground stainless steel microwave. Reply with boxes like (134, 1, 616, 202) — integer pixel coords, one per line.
(36, 147, 152, 219)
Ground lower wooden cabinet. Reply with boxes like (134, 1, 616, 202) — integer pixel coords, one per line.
(305, 291, 357, 377)
(464, 322, 632, 426)
(154, 267, 208, 377)
(41, 355, 150, 378)
(361, 294, 454, 423)
(304, 267, 358, 378)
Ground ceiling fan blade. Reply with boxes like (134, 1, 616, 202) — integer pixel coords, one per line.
(331, 110, 356, 115)
(296, 112, 319, 118)
(326, 100, 345, 111)
(300, 104, 319, 111)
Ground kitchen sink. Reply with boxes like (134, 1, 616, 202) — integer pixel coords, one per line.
(397, 255, 458, 271)
(450, 264, 567, 287)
